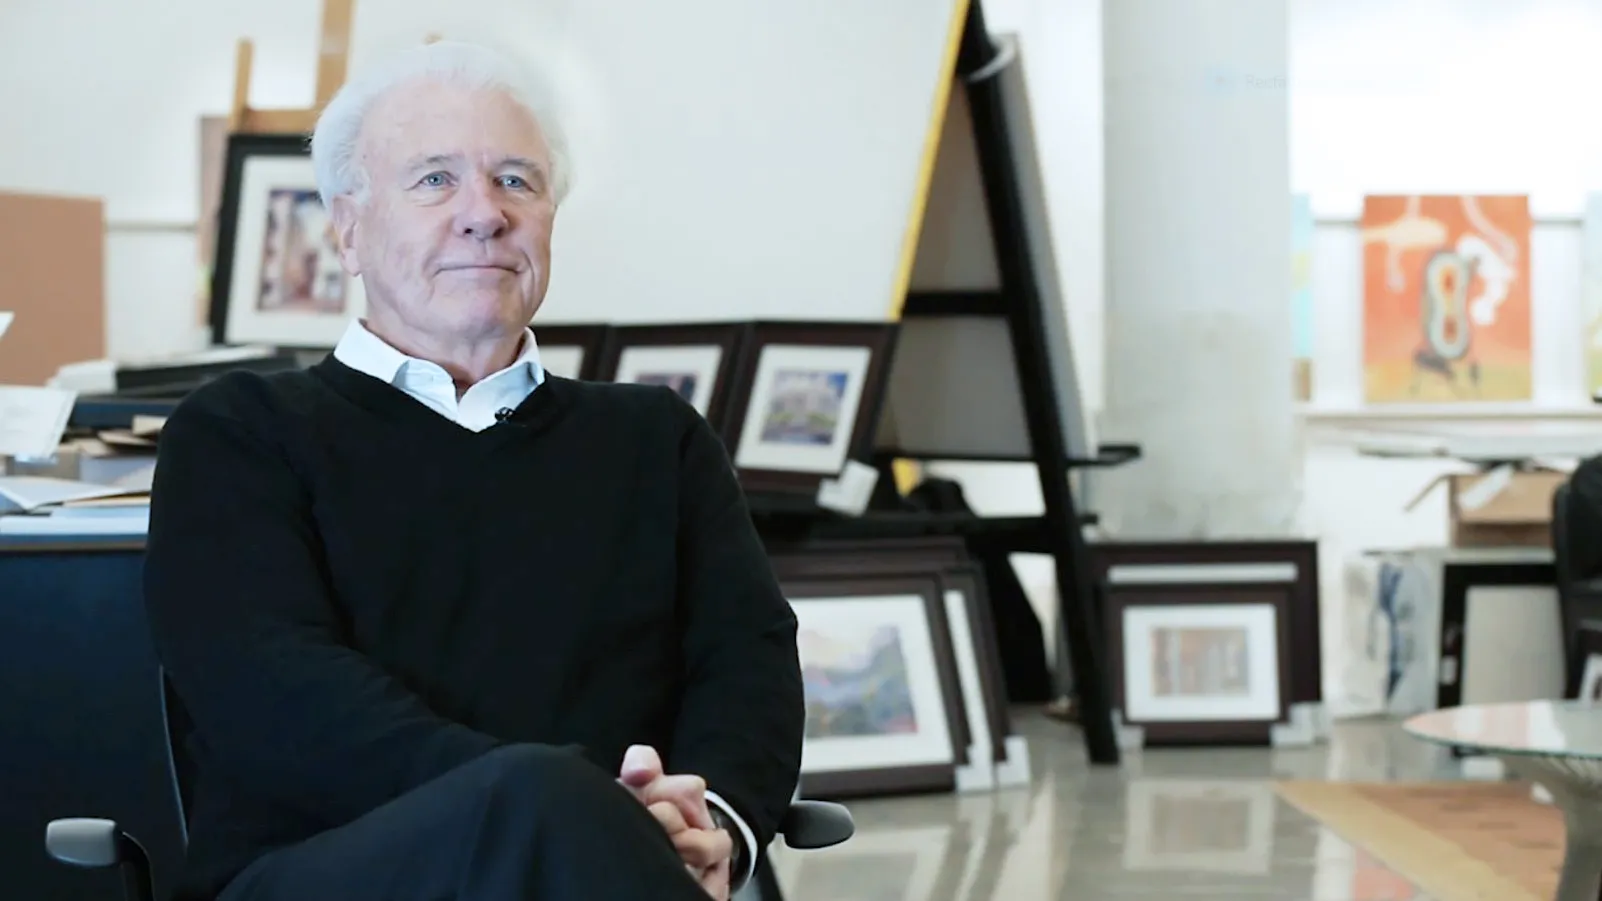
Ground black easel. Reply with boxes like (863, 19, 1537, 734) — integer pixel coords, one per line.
(909, 2, 1143, 766)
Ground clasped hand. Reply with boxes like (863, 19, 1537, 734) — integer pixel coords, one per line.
(617, 744, 733, 901)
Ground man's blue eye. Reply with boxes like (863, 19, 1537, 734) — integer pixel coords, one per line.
(500, 175, 528, 189)
(421, 173, 447, 187)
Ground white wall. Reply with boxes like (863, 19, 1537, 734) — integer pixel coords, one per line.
(1, 0, 964, 362)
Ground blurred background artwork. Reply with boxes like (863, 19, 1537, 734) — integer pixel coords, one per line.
(1360, 195, 1532, 404)
(1291, 194, 1314, 401)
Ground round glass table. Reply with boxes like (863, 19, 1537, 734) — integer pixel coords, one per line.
(1405, 701, 1602, 901)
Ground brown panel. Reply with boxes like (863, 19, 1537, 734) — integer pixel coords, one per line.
(0, 191, 105, 385)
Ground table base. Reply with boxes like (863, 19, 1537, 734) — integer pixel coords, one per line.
(1503, 756, 1602, 901)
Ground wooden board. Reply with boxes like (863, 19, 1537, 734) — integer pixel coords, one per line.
(0, 191, 105, 385)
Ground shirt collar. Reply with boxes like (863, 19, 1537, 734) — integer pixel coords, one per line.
(332, 319, 546, 389)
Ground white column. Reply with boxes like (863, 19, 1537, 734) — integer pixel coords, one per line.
(1094, 0, 1299, 539)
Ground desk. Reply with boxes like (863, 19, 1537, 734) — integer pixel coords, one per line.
(0, 537, 184, 901)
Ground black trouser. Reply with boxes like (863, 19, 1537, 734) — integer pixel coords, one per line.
(217, 744, 711, 901)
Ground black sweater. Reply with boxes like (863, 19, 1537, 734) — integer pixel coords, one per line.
(142, 357, 805, 900)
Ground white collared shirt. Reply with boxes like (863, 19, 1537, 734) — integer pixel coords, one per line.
(331, 319, 545, 431)
(330, 318, 761, 887)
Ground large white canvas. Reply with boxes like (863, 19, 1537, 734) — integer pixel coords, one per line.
(348, 0, 965, 325)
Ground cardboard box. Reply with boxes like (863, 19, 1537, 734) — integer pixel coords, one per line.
(1407, 466, 1568, 548)
(0, 190, 106, 385)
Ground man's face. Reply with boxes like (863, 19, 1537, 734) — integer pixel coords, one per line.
(331, 80, 557, 344)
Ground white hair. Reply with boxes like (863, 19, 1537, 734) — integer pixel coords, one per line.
(310, 40, 572, 209)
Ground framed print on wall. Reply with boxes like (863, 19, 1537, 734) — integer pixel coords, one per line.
(785, 574, 968, 799)
(210, 133, 365, 349)
(723, 321, 898, 494)
(530, 324, 611, 381)
(593, 322, 750, 428)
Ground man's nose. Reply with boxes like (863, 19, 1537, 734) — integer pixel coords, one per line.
(456, 182, 509, 239)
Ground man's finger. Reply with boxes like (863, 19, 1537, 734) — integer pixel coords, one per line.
(648, 800, 689, 836)
(698, 857, 731, 901)
(642, 774, 713, 828)
(672, 827, 733, 870)
(619, 744, 664, 789)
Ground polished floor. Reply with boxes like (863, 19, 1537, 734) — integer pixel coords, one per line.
(765, 711, 1465, 901)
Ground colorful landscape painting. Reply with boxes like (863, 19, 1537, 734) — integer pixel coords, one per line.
(799, 624, 918, 739)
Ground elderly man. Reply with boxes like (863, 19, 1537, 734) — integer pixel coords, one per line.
(143, 40, 804, 901)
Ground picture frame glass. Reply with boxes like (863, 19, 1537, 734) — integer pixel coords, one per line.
(1122, 603, 1281, 723)
(613, 344, 724, 415)
(794, 594, 954, 773)
(224, 155, 365, 347)
(735, 344, 872, 474)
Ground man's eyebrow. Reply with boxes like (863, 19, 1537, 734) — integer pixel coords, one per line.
(404, 153, 461, 172)
(498, 156, 547, 174)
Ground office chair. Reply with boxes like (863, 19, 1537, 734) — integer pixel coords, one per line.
(1553, 472, 1602, 696)
(45, 673, 853, 901)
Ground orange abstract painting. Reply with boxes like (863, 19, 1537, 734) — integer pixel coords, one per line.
(1361, 195, 1532, 403)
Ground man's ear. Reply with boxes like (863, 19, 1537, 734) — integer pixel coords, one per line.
(329, 194, 362, 275)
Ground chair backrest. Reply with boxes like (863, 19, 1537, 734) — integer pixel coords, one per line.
(157, 669, 195, 848)
(1554, 479, 1574, 590)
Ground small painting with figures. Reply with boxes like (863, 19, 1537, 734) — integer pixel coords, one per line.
(256, 188, 346, 314)
(1151, 626, 1251, 699)
(760, 369, 847, 446)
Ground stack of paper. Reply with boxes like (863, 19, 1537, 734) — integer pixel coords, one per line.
(0, 475, 150, 535)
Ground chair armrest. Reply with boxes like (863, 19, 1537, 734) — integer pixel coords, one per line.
(45, 818, 156, 901)
(778, 800, 854, 850)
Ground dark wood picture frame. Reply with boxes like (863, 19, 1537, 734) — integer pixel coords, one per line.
(720, 321, 899, 495)
(768, 541, 1013, 764)
(781, 572, 968, 799)
(528, 323, 612, 381)
(592, 322, 752, 432)
(1103, 582, 1295, 745)
(208, 132, 331, 348)
(1089, 540, 1321, 710)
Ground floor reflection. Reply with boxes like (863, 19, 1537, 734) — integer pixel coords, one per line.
(767, 712, 1460, 901)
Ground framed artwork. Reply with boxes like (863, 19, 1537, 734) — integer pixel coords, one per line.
(722, 322, 898, 494)
(1359, 194, 1532, 404)
(1105, 583, 1293, 745)
(1123, 779, 1276, 874)
(769, 545, 1019, 790)
(1291, 194, 1314, 402)
(593, 322, 750, 427)
(784, 574, 967, 798)
(530, 324, 611, 381)
(210, 132, 364, 349)
(1090, 540, 1323, 720)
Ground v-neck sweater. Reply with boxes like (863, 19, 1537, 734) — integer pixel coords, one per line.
(142, 356, 805, 900)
